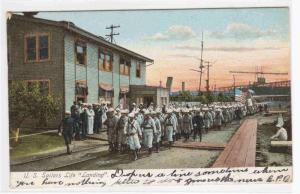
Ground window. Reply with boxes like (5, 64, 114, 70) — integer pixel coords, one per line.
(25, 33, 50, 62)
(99, 49, 112, 71)
(26, 80, 50, 95)
(136, 62, 141, 78)
(120, 57, 130, 76)
(75, 41, 87, 66)
(99, 87, 114, 104)
(75, 80, 88, 102)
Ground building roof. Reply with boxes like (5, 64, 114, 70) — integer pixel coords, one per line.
(10, 14, 153, 63)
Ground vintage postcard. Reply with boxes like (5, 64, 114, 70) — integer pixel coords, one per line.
(4, 3, 292, 191)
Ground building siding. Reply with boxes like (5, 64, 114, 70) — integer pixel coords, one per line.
(7, 16, 65, 127)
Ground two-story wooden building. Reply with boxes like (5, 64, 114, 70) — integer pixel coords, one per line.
(7, 13, 155, 127)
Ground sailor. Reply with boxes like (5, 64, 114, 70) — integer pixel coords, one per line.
(158, 110, 166, 140)
(171, 109, 178, 141)
(80, 103, 88, 139)
(130, 102, 138, 113)
(192, 109, 204, 142)
(104, 108, 119, 152)
(152, 111, 162, 153)
(86, 104, 95, 135)
(70, 102, 81, 140)
(141, 110, 157, 154)
(214, 108, 224, 130)
(164, 109, 176, 148)
(203, 108, 212, 133)
(175, 108, 183, 140)
(271, 123, 288, 141)
(125, 112, 142, 160)
(93, 103, 101, 134)
(182, 108, 193, 142)
(148, 102, 155, 111)
(58, 111, 76, 154)
(116, 109, 129, 153)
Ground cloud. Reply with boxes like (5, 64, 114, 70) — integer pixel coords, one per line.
(144, 25, 197, 41)
(210, 22, 278, 40)
(173, 45, 284, 52)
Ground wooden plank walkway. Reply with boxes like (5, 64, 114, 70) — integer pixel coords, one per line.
(212, 119, 258, 167)
(172, 141, 225, 150)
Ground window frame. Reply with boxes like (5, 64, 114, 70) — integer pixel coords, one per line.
(75, 80, 88, 102)
(136, 62, 141, 78)
(98, 48, 113, 72)
(24, 32, 51, 63)
(24, 79, 51, 95)
(119, 57, 131, 76)
(75, 40, 87, 66)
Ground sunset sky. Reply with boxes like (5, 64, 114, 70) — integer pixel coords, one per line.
(38, 8, 290, 91)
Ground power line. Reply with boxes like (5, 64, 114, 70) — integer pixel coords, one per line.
(105, 24, 120, 44)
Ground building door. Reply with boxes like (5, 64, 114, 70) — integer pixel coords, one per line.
(143, 96, 154, 107)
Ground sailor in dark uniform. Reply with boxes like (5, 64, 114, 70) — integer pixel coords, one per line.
(58, 111, 76, 154)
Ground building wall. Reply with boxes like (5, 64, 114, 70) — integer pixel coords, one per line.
(64, 33, 147, 110)
(7, 16, 65, 127)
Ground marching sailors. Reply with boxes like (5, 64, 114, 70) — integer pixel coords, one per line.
(104, 108, 119, 152)
(164, 109, 176, 148)
(182, 108, 193, 142)
(126, 112, 142, 160)
(152, 111, 162, 152)
(141, 110, 157, 154)
(116, 109, 129, 153)
(64, 100, 261, 160)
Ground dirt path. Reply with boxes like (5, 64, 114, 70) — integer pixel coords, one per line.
(56, 120, 242, 171)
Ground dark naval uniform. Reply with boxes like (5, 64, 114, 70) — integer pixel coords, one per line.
(58, 116, 76, 154)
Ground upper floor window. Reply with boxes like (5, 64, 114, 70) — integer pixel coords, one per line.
(75, 41, 87, 66)
(25, 33, 50, 62)
(99, 49, 112, 71)
(136, 62, 141, 78)
(120, 57, 130, 76)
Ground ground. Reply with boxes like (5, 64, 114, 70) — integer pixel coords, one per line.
(10, 113, 292, 172)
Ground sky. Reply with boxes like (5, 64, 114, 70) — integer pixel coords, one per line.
(38, 8, 290, 91)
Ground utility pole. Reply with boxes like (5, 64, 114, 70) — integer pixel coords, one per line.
(198, 32, 204, 95)
(105, 25, 120, 44)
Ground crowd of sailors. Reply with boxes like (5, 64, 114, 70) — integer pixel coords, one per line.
(59, 101, 261, 160)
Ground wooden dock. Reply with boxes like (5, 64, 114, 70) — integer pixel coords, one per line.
(212, 119, 258, 167)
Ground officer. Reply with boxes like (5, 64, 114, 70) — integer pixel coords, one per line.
(116, 109, 129, 153)
(104, 108, 119, 152)
(125, 112, 142, 160)
(182, 108, 193, 142)
(152, 111, 162, 153)
(58, 111, 76, 154)
(192, 109, 204, 142)
(141, 110, 157, 154)
(164, 109, 176, 148)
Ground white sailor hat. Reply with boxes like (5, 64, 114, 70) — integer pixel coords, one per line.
(107, 108, 115, 112)
(144, 110, 150, 115)
(120, 109, 129, 114)
(151, 110, 156, 115)
(128, 112, 135, 118)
